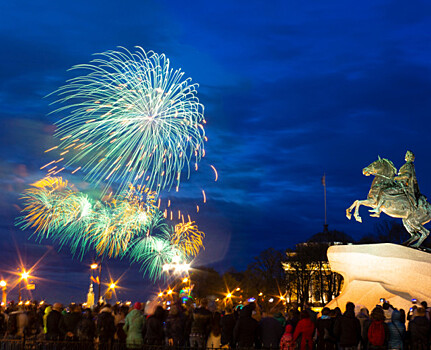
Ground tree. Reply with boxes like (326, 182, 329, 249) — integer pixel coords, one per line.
(245, 248, 285, 297)
(190, 267, 223, 298)
(284, 241, 343, 307)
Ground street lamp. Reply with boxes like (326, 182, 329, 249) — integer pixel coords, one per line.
(18, 270, 29, 303)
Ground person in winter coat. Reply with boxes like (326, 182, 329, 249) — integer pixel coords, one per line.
(190, 298, 212, 348)
(316, 307, 336, 350)
(365, 307, 389, 350)
(234, 303, 259, 348)
(97, 305, 116, 348)
(207, 312, 222, 349)
(280, 324, 295, 350)
(293, 310, 315, 350)
(408, 307, 430, 350)
(59, 304, 82, 340)
(123, 302, 145, 349)
(166, 304, 186, 347)
(221, 305, 237, 348)
(258, 309, 285, 349)
(144, 305, 165, 345)
(388, 310, 405, 350)
(43, 305, 52, 335)
(333, 302, 361, 350)
(46, 303, 64, 340)
(356, 308, 370, 350)
(77, 308, 95, 342)
(14, 306, 28, 339)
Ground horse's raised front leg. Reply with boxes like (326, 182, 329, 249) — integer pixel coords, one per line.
(346, 200, 358, 220)
(352, 199, 376, 223)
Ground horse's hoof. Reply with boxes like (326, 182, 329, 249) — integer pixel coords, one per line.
(369, 213, 380, 218)
(355, 216, 362, 223)
(346, 212, 351, 220)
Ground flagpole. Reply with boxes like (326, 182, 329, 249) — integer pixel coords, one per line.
(322, 173, 328, 233)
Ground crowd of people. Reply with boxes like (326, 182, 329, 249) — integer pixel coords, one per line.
(0, 298, 430, 350)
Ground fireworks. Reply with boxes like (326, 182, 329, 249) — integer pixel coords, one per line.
(49, 47, 206, 196)
(17, 178, 159, 259)
(129, 233, 183, 281)
(17, 177, 204, 279)
(17, 47, 211, 281)
(171, 221, 205, 257)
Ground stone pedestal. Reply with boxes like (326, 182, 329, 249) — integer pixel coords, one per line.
(325, 243, 431, 312)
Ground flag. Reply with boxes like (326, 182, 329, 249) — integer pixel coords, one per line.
(91, 276, 100, 284)
(321, 174, 326, 186)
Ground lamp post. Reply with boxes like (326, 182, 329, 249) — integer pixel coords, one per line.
(18, 270, 29, 303)
(0, 280, 6, 305)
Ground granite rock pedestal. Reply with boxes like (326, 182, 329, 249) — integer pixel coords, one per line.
(325, 243, 431, 312)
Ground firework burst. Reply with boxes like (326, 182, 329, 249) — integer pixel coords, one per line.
(17, 178, 160, 259)
(171, 221, 205, 257)
(48, 47, 206, 196)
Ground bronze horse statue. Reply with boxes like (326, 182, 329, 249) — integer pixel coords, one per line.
(346, 157, 431, 248)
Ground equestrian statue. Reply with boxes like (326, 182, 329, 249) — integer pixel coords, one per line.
(346, 150, 431, 248)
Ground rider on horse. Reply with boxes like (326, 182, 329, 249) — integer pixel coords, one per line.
(395, 150, 421, 208)
(369, 151, 421, 217)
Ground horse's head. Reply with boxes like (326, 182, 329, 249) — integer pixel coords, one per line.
(363, 157, 397, 178)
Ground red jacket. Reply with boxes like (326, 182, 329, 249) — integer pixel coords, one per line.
(293, 318, 315, 350)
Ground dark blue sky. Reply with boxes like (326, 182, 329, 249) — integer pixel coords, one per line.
(1, 0, 431, 303)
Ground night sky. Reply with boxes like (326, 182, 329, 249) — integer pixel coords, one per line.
(1, 0, 431, 303)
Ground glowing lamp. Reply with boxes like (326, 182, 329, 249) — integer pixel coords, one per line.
(0, 280, 6, 288)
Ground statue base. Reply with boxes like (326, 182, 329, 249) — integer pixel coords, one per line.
(325, 243, 431, 312)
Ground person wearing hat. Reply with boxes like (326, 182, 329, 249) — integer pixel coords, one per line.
(124, 302, 145, 349)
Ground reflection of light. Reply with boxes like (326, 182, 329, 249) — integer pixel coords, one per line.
(91, 263, 98, 269)
(0, 280, 6, 288)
